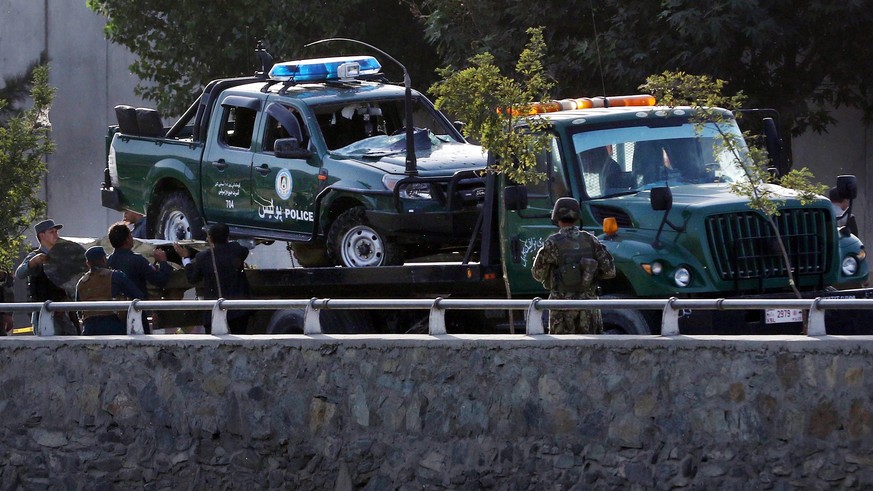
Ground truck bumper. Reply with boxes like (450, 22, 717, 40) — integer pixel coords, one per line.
(366, 208, 481, 244)
(676, 287, 873, 335)
(101, 186, 125, 211)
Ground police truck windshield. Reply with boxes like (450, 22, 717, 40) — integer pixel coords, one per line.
(571, 122, 749, 199)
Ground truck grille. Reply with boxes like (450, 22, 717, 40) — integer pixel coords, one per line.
(706, 209, 830, 281)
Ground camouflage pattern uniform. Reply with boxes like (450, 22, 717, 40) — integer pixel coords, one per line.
(532, 225, 615, 334)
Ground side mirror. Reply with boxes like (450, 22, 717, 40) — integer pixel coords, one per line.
(275, 138, 312, 160)
(762, 117, 783, 170)
(503, 185, 529, 211)
(650, 186, 673, 211)
(837, 175, 857, 201)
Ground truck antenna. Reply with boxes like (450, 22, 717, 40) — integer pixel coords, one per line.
(304, 38, 418, 176)
(589, 0, 607, 96)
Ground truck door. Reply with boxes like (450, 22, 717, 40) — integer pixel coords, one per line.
(201, 95, 262, 225)
(501, 136, 568, 296)
(250, 101, 322, 236)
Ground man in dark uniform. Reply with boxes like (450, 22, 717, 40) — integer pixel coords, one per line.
(0, 270, 13, 335)
(123, 210, 149, 239)
(15, 219, 79, 334)
(173, 223, 251, 334)
(107, 222, 172, 332)
(532, 198, 615, 334)
(75, 246, 144, 335)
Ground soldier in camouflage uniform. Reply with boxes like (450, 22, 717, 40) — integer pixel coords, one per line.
(532, 198, 615, 334)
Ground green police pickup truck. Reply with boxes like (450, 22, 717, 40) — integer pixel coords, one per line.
(101, 50, 870, 334)
(102, 52, 487, 267)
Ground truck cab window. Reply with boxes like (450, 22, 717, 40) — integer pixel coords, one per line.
(528, 136, 568, 200)
(221, 106, 257, 149)
(263, 107, 308, 152)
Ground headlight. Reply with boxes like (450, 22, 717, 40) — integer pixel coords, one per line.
(674, 267, 691, 287)
(382, 175, 432, 199)
(842, 255, 859, 276)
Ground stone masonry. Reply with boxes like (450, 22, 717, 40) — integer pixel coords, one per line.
(1, 334, 872, 489)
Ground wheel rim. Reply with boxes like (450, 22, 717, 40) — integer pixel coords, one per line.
(340, 225, 385, 267)
(163, 210, 192, 241)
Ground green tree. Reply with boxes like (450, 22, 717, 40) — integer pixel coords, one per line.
(413, 0, 873, 141)
(0, 64, 55, 269)
(88, 0, 439, 116)
(430, 27, 553, 184)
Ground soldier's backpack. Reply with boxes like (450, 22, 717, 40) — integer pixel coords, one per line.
(553, 234, 597, 292)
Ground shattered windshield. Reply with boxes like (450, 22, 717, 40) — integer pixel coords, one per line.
(571, 122, 749, 199)
(331, 129, 456, 158)
(313, 97, 460, 153)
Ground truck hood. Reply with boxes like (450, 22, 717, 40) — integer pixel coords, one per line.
(593, 183, 830, 230)
(330, 130, 487, 175)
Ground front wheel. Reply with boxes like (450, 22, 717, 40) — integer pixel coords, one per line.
(600, 296, 652, 334)
(326, 207, 402, 267)
(154, 191, 205, 241)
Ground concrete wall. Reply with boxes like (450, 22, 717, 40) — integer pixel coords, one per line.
(793, 107, 873, 249)
(1, 335, 872, 489)
(0, 0, 145, 238)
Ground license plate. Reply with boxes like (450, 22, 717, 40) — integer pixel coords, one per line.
(765, 309, 803, 324)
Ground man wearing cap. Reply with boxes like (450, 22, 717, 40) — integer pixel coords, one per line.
(15, 219, 79, 334)
(532, 198, 615, 334)
(75, 246, 145, 335)
(173, 223, 251, 334)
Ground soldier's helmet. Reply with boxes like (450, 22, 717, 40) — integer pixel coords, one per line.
(551, 197, 581, 224)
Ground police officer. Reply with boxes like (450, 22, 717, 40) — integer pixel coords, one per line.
(173, 223, 251, 334)
(532, 198, 615, 334)
(75, 246, 144, 335)
(15, 219, 80, 334)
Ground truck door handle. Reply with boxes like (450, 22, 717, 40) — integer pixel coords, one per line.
(256, 164, 271, 176)
(211, 159, 228, 171)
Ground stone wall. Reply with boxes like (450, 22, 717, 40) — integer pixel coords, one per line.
(1, 334, 872, 489)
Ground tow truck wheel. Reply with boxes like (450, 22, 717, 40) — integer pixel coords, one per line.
(600, 296, 652, 334)
(327, 206, 402, 267)
(155, 191, 205, 241)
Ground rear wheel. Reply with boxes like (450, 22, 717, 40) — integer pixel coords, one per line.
(326, 206, 402, 267)
(155, 191, 205, 241)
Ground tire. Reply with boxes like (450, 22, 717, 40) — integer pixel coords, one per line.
(326, 206, 402, 267)
(288, 242, 332, 267)
(155, 191, 205, 241)
(601, 308, 652, 335)
(265, 308, 376, 334)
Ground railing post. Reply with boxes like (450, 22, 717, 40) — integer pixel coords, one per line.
(807, 298, 827, 336)
(661, 297, 680, 336)
(127, 299, 144, 335)
(37, 301, 55, 336)
(211, 299, 229, 335)
(526, 297, 545, 335)
(429, 297, 446, 335)
(304, 297, 322, 334)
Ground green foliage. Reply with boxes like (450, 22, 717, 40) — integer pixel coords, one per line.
(430, 27, 553, 183)
(0, 65, 55, 269)
(0, 51, 49, 126)
(88, 0, 439, 116)
(412, 0, 873, 136)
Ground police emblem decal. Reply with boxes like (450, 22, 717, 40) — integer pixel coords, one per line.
(275, 169, 293, 200)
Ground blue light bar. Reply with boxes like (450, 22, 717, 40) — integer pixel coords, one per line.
(268, 56, 382, 82)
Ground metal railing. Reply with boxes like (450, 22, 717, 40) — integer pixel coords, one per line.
(3, 296, 873, 337)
